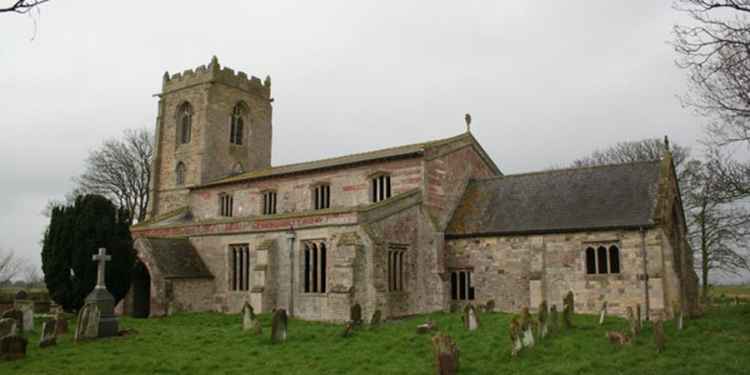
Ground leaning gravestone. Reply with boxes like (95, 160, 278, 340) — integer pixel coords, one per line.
(564, 291, 575, 313)
(520, 307, 535, 348)
(485, 300, 496, 312)
(242, 302, 262, 335)
(509, 316, 523, 357)
(271, 309, 288, 344)
(538, 300, 549, 339)
(549, 304, 559, 333)
(75, 303, 101, 342)
(432, 333, 459, 375)
(1, 309, 23, 334)
(654, 319, 665, 353)
(370, 310, 382, 329)
(39, 319, 57, 348)
(0, 334, 27, 360)
(598, 301, 608, 325)
(563, 292, 575, 328)
(350, 304, 362, 327)
(463, 304, 480, 331)
(0, 318, 16, 338)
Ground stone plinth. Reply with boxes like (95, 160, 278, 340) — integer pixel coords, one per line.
(84, 287, 119, 337)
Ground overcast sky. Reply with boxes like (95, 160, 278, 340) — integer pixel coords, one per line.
(3, 1, 741, 281)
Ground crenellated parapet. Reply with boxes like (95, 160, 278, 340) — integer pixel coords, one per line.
(161, 56, 271, 98)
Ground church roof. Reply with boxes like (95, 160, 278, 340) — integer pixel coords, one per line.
(446, 160, 663, 237)
(201, 132, 500, 188)
(138, 237, 213, 279)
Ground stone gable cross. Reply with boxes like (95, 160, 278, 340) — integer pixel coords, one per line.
(92, 248, 112, 290)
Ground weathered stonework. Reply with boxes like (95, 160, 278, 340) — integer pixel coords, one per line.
(126, 58, 697, 323)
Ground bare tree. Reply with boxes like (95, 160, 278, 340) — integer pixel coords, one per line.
(0, 0, 50, 14)
(0, 249, 25, 286)
(76, 128, 154, 224)
(21, 263, 44, 288)
(571, 138, 689, 177)
(673, 1, 750, 147)
(682, 158, 750, 298)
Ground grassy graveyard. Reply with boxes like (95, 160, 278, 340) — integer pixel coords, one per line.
(2, 304, 749, 374)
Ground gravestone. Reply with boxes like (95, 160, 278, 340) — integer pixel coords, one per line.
(550, 304, 559, 333)
(626, 306, 639, 337)
(463, 304, 480, 331)
(14, 290, 28, 300)
(14, 300, 34, 332)
(350, 304, 362, 327)
(341, 322, 354, 338)
(370, 310, 382, 328)
(607, 331, 630, 346)
(416, 320, 436, 334)
(598, 301, 607, 325)
(636, 304, 642, 329)
(39, 319, 57, 348)
(271, 309, 288, 344)
(520, 307, 535, 348)
(54, 313, 69, 336)
(242, 303, 262, 335)
(432, 333, 459, 375)
(1, 309, 23, 333)
(674, 302, 684, 331)
(564, 291, 575, 314)
(74, 303, 101, 342)
(538, 300, 549, 339)
(0, 318, 16, 338)
(563, 292, 575, 328)
(509, 316, 523, 357)
(485, 300, 495, 312)
(82, 248, 119, 338)
(0, 334, 27, 360)
(654, 319, 665, 353)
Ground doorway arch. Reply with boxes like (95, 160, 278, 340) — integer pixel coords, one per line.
(131, 259, 151, 318)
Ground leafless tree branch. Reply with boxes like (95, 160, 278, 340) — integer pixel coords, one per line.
(0, 0, 50, 14)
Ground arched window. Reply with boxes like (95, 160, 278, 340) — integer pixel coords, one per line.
(178, 102, 192, 144)
(230, 103, 245, 145)
(585, 247, 596, 274)
(175, 162, 186, 186)
(609, 245, 621, 274)
(597, 246, 608, 274)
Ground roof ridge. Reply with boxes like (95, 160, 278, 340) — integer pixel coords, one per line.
(206, 132, 470, 186)
(473, 158, 662, 182)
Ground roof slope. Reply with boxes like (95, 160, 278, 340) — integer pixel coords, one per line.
(446, 160, 662, 236)
(141, 238, 213, 279)
(202, 132, 499, 188)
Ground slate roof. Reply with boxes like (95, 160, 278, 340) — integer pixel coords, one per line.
(142, 238, 213, 279)
(201, 132, 500, 187)
(446, 160, 663, 237)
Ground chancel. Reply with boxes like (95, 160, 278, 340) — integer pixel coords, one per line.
(119, 57, 700, 322)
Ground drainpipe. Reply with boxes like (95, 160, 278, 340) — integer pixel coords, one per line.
(286, 227, 296, 316)
(640, 227, 650, 321)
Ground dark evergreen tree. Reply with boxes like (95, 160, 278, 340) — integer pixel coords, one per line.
(42, 194, 135, 311)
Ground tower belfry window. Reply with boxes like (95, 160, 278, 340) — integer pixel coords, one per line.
(371, 174, 392, 203)
(230, 103, 244, 145)
(178, 102, 192, 144)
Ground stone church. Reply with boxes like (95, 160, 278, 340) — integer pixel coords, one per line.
(121, 57, 699, 321)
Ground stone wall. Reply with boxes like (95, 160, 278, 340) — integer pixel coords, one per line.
(445, 228, 675, 318)
(171, 278, 215, 313)
(189, 157, 422, 220)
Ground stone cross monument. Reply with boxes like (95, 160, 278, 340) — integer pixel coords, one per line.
(83, 248, 119, 337)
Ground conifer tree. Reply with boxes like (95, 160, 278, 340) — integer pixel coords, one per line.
(42, 194, 135, 311)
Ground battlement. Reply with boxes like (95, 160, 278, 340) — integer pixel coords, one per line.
(161, 56, 271, 98)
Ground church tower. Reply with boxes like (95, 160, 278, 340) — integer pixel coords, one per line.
(147, 57, 273, 218)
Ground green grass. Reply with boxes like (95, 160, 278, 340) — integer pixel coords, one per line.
(3, 305, 750, 375)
